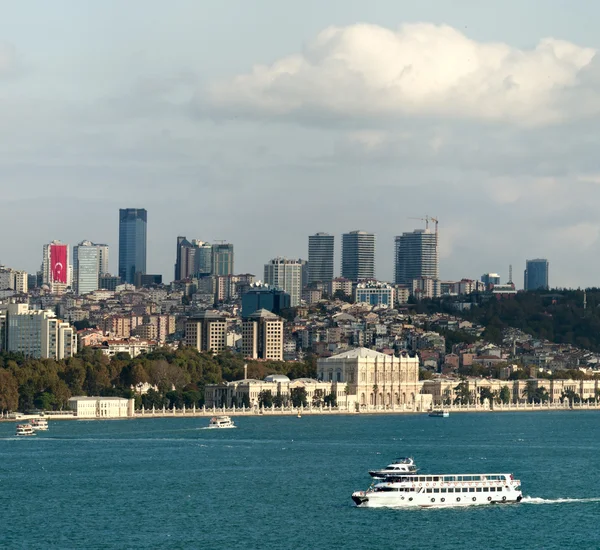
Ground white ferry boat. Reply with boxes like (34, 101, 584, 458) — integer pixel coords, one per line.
(353, 472, 522, 508)
(369, 457, 419, 479)
(31, 418, 49, 431)
(207, 416, 236, 429)
(429, 410, 449, 418)
(15, 424, 36, 437)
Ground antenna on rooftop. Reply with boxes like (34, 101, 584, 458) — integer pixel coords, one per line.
(508, 264, 513, 284)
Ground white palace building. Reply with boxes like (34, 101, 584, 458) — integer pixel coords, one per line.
(205, 347, 432, 411)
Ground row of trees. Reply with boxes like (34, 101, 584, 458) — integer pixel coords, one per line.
(256, 388, 337, 408)
(0, 347, 318, 413)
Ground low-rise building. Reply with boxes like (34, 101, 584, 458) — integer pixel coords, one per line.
(68, 396, 134, 418)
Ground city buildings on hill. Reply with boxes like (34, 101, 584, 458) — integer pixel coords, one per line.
(394, 228, 438, 285)
(241, 308, 284, 360)
(264, 258, 303, 307)
(118, 208, 147, 284)
(73, 241, 109, 296)
(341, 230, 375, 282)
(308, 232, 334, 283)
(42, 240, 71, 294)
(524, 259, 549, 291)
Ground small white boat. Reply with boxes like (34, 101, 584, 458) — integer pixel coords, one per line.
(16, 424, 36, 436)
(369, 457, 419, 479)
(207, 415, 236, 429)
(429, 410, 449, 418)
(31, 418, 49, 431)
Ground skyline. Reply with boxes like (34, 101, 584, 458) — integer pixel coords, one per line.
(0, 2, 598, 286)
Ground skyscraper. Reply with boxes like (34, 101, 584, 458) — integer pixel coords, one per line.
(524, 259, 549, 291)
(42, 240, 71, 294)
(73, 241, 100, 295)
(118, 208, 147, 284)
(308, 233, 334, 284)
(394, 229, 438, 285)
(175, 238, 213, 280)
(264, 258, 303, 307)
(211, 243, 234, 276)
(341, 230, 375, 282)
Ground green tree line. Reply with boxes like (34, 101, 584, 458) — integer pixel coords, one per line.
(0, 348, 317, 413)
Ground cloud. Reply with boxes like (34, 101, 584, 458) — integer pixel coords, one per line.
(206, 23, 598, 126)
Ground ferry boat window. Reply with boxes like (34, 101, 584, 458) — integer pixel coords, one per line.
(447, 488, 454, 493)
(426, 489, 432, 493)
(497, 487, 502, 492)
(433, 477, 440, 482)
(426, 477, 433, 482)
(469, 488, 475, 493)
(434, 489, 439, 493)
(443, 476, 454, 482)
(441, 488, 447, 493)
(476, 488, 483, 492)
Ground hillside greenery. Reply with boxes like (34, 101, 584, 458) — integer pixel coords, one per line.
(0, 348, 317, 413)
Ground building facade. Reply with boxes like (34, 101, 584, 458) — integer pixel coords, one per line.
(68, 396, 134, 418)
(241, 309, 284, 360)
(394, 229, 438, 285)
(308, 232, 334, 283)
(118, 208, 147, 284)
(264, 258, 303, 307)
(354, 281, 395, 307)
(184, 311, 228, 353)
(524, 259, 549, 291)
(42, 240, 71, 294)
(211, 243, 234, 276)
(241, 283, 291, 318)
(73, 241, 101, 295)
(341, 230, 375, 281)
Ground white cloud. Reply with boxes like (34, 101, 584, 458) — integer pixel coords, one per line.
(207, 23, 598, 126)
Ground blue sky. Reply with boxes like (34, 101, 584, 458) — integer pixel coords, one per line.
(1, 1, 599, 287)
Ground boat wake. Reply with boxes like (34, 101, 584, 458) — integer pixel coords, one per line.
(521, 496, 600, 505)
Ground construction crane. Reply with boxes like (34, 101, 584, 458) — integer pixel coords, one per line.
(408, 215, 439, 233)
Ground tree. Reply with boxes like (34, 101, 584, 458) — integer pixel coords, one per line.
(0, 369, 18, 412)
(290, 387, 308, 407)
(258, 390, 273, 408)
(479, 387, 495, 405)
(499, 385, 511, 404)
(453, 381, 471, 405)
(324, 391, 337, 407)
(561, 389, 580, 406)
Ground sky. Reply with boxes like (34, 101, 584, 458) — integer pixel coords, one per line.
(1, 0, 599, 288)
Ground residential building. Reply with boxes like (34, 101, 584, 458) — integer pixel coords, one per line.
(241, 283, 291, 318)
(5, 303, 76, 359)
(341, 230, 375, 281)
(394, 229, 438, 285)
(264, 258, 303, 307)
(354, 281, 395, 307)
(327, 277, 353, 298)
(241, 309, 284, 360)
(73, 241, 100, 295)
(308, 233, 334, 283)
(524, 259, 549, 291)
(411, 277, 441, 299)
(42, 240, 71, 294)
(185, 311, 228, 352)
(0, 267, 28, 293)
(118, 208, 147, 284)
(174, 237, 212, 280)
(211, 243, 234, 276)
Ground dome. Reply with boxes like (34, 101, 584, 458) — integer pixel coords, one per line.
(264, 374, 290, 383)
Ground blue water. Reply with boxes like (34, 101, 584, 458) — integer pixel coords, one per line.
(1, 412, 599, 549)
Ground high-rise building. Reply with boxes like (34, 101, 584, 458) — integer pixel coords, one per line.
(42, 240, 71, 294)
(5, 303, 76, 359)
(118, 208, 147, 284)
(341, 230, 375, 282)
(211, 243, 234, 276)
(524, 259, 549, 291)
(241, 309, 284, 360)
(184, 311, 227, 353)
(481, 273, 501, 290)
(264, 258, 303, 307)
(73, 241, 102, 295)
(394, 229, 438, 285)
(0, 267, 28, 293)
(308, 233, 334, 284)
(241, 283, 291, 318)
(175, 238, 213, 280)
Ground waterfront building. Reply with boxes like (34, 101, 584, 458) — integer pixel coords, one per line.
(317, 348, 430, 410)
(5, 303, 76, 359)
(185, 311, 228, 353)
(341, 231, 375, 281)
(241, 309, 284, 360)
(211, 243, 234, 276)
(394, 229, 438, 285)
(354, 281, 395, 307)
(241, 283, 291, 318)
(308, 233, 334, 284)
(118, 208, 147, 284)
(264, 258, 303, 307)
(68, 396, 134, 418)
(524, 259, 549, 291)
(42, 240, 71, 294)
(73, 241, 100, 296)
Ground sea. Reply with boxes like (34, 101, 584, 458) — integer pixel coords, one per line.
(1, 411, 599, 550)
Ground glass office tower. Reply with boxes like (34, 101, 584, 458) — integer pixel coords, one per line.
(118, 208, 147, 284)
